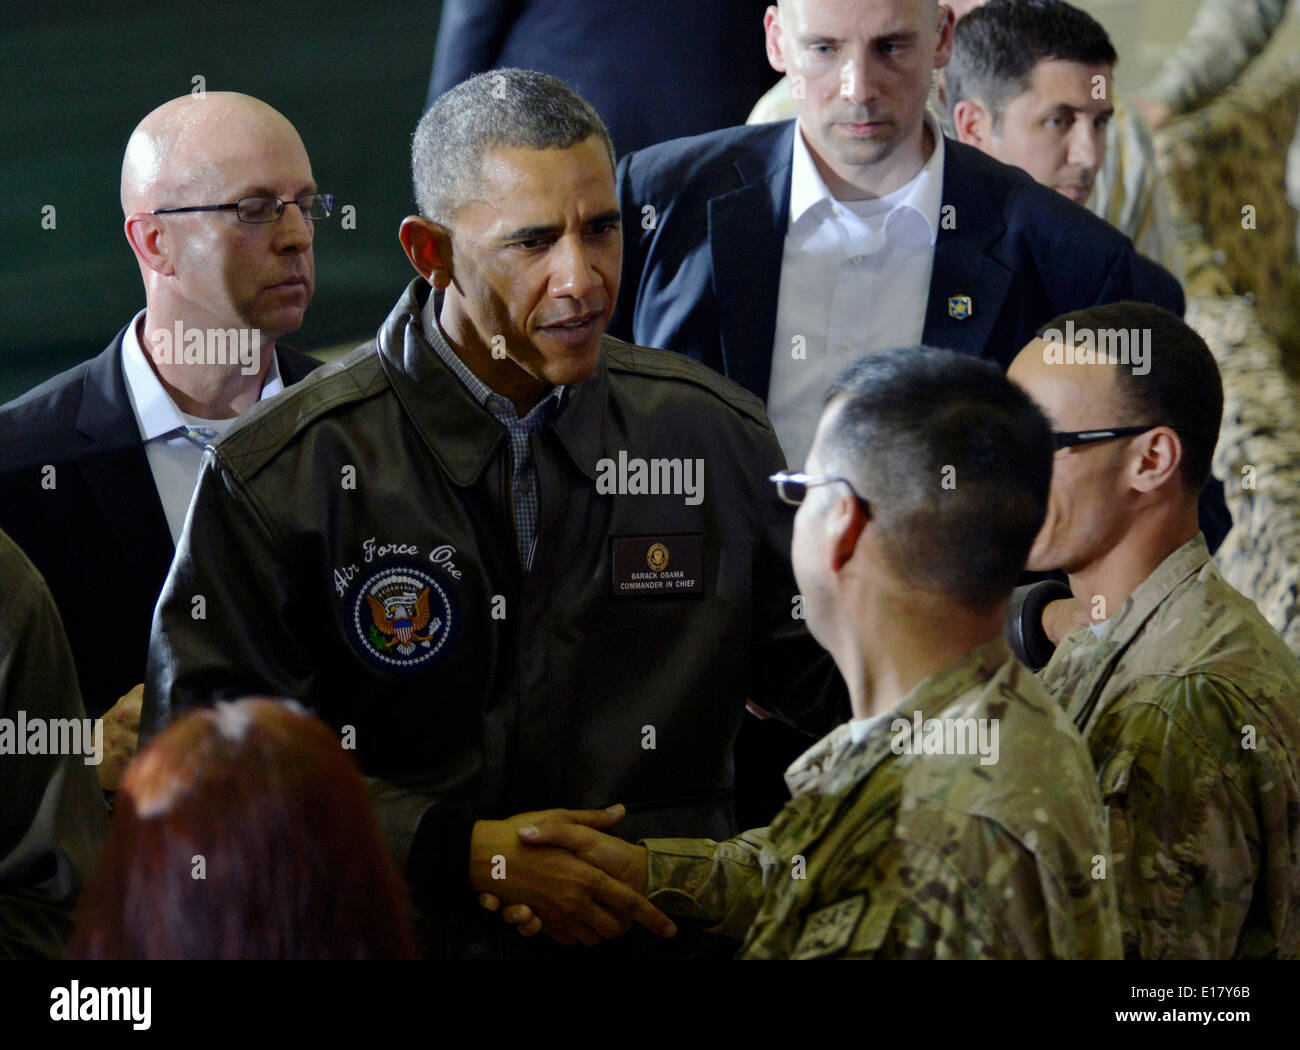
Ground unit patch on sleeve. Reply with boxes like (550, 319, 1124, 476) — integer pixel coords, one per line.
(789, 894, 867, 959)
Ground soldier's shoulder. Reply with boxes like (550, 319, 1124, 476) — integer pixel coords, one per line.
(215, 344, 389, 479)
(601, 336, 773, 430)
(1126, 564, 1300, 713)
(899, 659, 1104, 845)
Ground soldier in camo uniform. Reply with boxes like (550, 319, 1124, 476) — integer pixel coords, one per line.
(1134, 0, 1296, 256)
(486, 348, 1122, 959)
(1008, 301, 1300, 958)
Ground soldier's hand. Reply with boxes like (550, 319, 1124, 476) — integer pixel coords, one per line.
(517, 814, 652, 895)
(97, 683, 143, 791)
(1042, 597, 1090, 645)
(1133, 97, 1175, 132)
(468, 804, 674, 947)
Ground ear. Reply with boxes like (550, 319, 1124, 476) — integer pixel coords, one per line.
(763, 5, 788, 74)
(827, 492, 870, 573)
(1127, 426, 1184, 494)
(399, 216, 453, 290)
(952, 99, 991, 148)
(934, 3, 955, 68)
(123, 212, 175, 277)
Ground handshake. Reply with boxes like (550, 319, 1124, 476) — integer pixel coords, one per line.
(468, 803, 678, 947)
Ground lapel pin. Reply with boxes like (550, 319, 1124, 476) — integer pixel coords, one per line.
(948, 295, 973, 320)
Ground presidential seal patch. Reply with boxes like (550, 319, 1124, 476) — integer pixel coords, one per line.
(347, 562, 454, 672)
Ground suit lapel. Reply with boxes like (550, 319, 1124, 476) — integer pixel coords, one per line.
(708, 123, 794, 401)
(922, 141, 1014, 360)
(74, 332, 176, 591)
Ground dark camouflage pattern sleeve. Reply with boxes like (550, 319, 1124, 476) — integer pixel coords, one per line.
(642, 828, 780, 942)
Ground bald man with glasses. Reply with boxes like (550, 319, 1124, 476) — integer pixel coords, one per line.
(0, 93, 325, 788)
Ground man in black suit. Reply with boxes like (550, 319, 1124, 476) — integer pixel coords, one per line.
(427, 0, 779, 157)
(610, 0, 1184, 828)
(612, 0, 1183, 471)
(0, 93, 325, 786)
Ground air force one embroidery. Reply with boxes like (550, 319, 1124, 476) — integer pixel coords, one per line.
(348, 563, 454, 672)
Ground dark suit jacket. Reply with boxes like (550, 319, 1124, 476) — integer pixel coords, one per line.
(610, 121, 1230, 552)
(426, 0, 779, 156)
(0, 326, 321, 719)
(611, 120, 1185, 397)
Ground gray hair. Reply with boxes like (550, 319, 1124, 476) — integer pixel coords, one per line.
(413, 68, 615, 225)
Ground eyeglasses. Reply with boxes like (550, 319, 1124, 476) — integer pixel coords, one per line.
(151, 193, 334, 224)
(770, 472, 871, 515)
(1051, 425, 1156, 450)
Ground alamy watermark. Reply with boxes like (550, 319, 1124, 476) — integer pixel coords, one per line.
(1039, 321, 1150, 376)
(0, 711, 102, 765)
(890, 711, 999, 766)
(50, 982, 150, 1030)
(149, 322, 262, 375)
(595, 450, 704, 506)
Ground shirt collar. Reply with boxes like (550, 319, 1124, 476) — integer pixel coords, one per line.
(420, 288, 566, 424)
(788, 110, 945, 243)
(1082, 533, 1211, 651)
(121, 310, 284, 440)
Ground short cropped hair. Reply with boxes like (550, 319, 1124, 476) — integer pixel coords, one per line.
(1036, 302, 1223, 493)
(946, 0, 1118, 127)
(822, 347, 1054, 611)
(413, 68, 615, 225)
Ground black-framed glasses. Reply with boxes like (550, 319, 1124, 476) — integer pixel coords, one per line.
(770, 472, 871, 515)
(151, 193, 334, 224)
(1051, 425, 1157, 450)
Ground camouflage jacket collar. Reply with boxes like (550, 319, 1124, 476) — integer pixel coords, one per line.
(1047, 533, 1210, 729)
(782, 635, 1013, 801)
(1096, 533, 1210, 652)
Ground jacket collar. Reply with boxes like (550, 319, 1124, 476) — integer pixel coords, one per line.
(75, 325, 138, 442)
(709, 121, 796, 400)
(920, 139, 1015, 359)
(1081, 533, 1210, 655)
(70, 328, 176, 580)
(376, 279, 608, 487)
(1045, 533, 1210, 730)
(784, 636, 1012, 794)
(778, 635, 1015, 841)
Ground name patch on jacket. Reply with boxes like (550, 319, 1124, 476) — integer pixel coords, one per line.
(338, 547, 460, 672)
(611, 534, 704, 596)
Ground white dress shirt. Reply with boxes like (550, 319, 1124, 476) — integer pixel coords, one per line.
(121, 310, 284, 545)
(767, 114, 945, 470)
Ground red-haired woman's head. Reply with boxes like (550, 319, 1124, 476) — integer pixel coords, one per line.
(72, 698, 417, 959)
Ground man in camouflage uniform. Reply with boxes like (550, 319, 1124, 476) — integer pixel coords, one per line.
(1008, 301, 1300, 958)
(1134, 0, 1296, 257)
(487, 347, 1122, 959)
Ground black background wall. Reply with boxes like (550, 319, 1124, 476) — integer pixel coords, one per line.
(0, 1, 442, 401)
